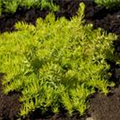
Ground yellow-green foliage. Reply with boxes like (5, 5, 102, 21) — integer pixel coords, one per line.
(0, 0, 58, 15)
(0, 3, 117, 117)
(95, 0, 120, 9)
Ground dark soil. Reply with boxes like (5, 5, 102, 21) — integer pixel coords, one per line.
(0, 74, 21, 120)
(0, 0, 120, 120)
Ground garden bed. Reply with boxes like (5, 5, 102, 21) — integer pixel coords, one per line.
(0, 0, 120, 120)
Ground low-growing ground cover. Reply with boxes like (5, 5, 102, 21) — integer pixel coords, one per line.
(95, 0, 120, 9)
(0, 0, 58, 15)
(0, 2, 117, 118)
(0, 1, 119, 120)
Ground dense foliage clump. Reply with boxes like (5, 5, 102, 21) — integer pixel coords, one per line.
(95, 0, 120, 9)
(0, 0, 58, 15)
(0, 3, 117, 117)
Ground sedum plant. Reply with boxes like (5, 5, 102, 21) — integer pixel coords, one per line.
(95, 0, 120, 9)
(0, 0, 59, 15)
(0, 2, 117, 117)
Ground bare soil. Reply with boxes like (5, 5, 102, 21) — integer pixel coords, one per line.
(0, 0, 120, 120)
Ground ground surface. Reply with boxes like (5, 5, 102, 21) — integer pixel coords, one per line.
(0, 0, 120, 120)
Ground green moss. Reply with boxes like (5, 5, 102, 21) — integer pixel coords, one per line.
(0, 3, 117, 117)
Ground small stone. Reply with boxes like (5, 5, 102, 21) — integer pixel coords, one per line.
(86, 117, 94, 120)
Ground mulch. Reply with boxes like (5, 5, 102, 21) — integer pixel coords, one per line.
(0, 0, 120, 120)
